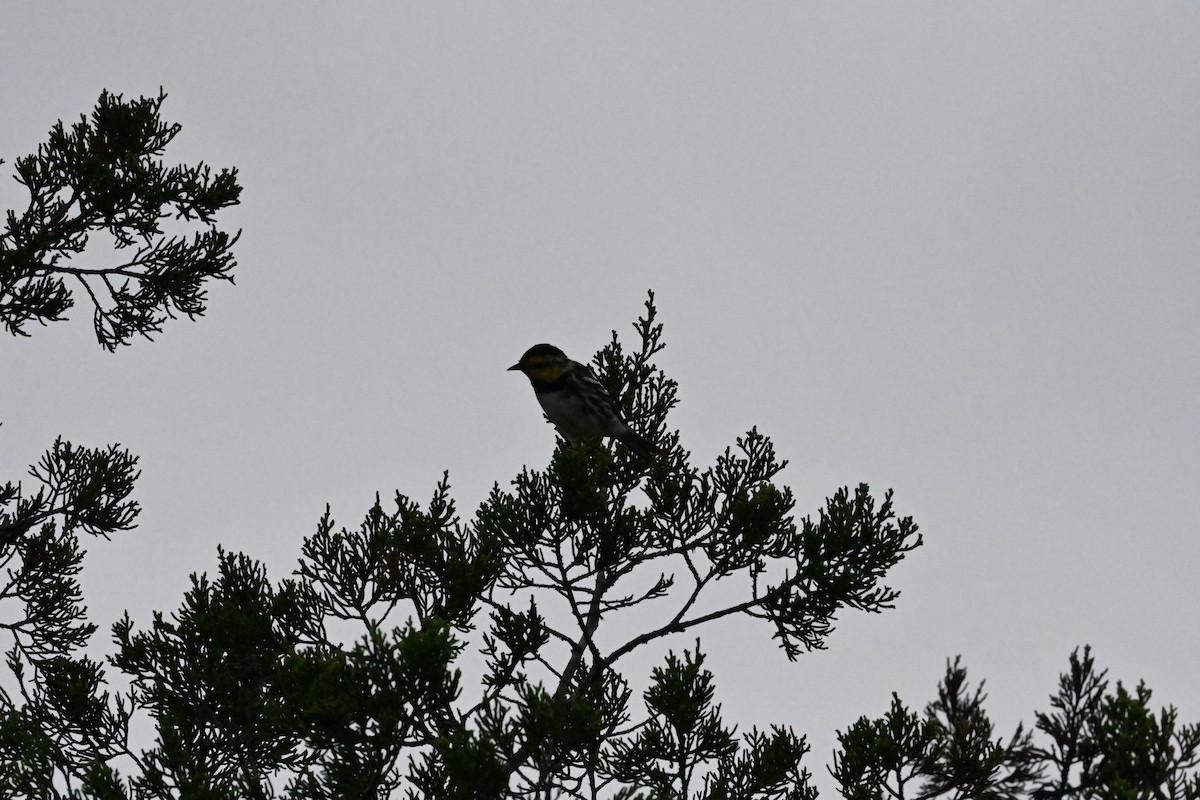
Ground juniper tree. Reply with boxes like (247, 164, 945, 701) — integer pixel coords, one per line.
(48, 303, 1198, 799)
(1, 88, 240, 796)
(0, 439, 141, 796)
(93, 294, 925, 799)
(0, 89, 241, 350)
(5, 89, 1196, 800)
(829, 648, 1200, 800)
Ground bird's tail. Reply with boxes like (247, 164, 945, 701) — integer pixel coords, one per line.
(617, 429, 659, 459)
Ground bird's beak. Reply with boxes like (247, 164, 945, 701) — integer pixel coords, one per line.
(507, 363, 522, 372)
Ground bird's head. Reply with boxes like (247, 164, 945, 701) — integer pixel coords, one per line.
(509, 343, 571, 383)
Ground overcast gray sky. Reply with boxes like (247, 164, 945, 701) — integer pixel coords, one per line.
(3, 3, 1198, 793)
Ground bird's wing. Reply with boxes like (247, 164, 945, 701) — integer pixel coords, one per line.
(570, 360, 611, 395)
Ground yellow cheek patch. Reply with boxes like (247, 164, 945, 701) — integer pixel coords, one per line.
(527, 363, 562, 382)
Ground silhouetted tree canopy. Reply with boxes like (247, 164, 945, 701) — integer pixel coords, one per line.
(2, 91, 1196, 800)
(1, 89, 241, 350)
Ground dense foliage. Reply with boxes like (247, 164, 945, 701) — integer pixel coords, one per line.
(0, 89, 240, 349)
(2, 92, 1195, 800)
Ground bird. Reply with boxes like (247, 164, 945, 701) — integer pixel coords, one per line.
(509, 343, 658, 458)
